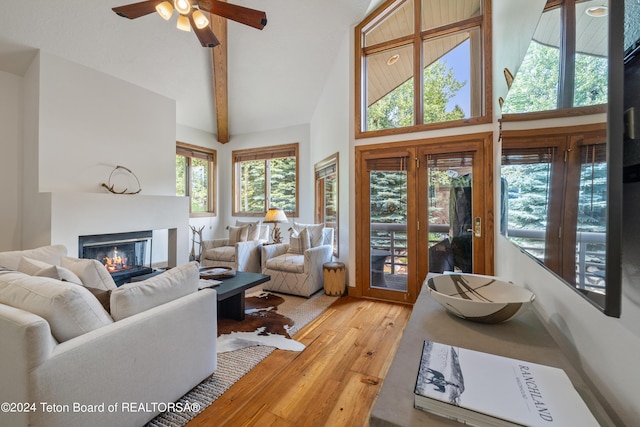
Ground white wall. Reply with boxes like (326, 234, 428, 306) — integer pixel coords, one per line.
(0, 70, 22, 251)
(310, 33, 351, 269)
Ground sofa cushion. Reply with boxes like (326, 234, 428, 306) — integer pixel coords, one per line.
(228, 225, 250, 244)
(287, 227, 310, 255)
(236, 220, 261, 241)
(204, 246, 236, 262)
(0, 271, 114, 342)
(61, 257, 117, 291)
(292, 222, 324, 247)
(17, 257, 83, 285)
(0, 245, 68, 271)
(109, 261, 200, 321)
(266, 253, 305, 273)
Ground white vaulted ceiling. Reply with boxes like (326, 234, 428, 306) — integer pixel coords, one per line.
(0, 0, 373, 137)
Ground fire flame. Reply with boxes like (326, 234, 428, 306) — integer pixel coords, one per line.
(103, 247, 129, 272)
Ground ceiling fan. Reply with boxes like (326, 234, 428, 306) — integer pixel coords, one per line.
(112, 0, 267, 48)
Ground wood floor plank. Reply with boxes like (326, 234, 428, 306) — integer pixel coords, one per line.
(186, 296, 412, 427)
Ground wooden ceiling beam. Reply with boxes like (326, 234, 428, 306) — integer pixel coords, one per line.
(211, 4, 229, 143)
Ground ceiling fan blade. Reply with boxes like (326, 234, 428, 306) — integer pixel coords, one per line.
(112, 1, 161, 19)
(189, 15, 221, 48)
(197, 0, 267, 30)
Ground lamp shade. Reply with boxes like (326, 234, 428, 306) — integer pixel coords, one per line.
(263, 208, 288, 223)
(192, 10, 209, 29)
(174, 0, 191, 15)
(176, 14, 191, 31)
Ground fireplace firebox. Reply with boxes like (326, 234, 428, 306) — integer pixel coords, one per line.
(78, 231, 153, 286)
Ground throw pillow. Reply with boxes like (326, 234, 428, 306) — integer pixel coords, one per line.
(109, 261, 200, 321)
(293, 222, 325, 247)
(0, 271, 113, 342)
(85, 287, 112, 313)
(227, 225, 250, 245)
(235, 220, 261, 241)
(287, 227, 311, 255)
(17, 257, 83, 285)
(61, 257, 118, 291)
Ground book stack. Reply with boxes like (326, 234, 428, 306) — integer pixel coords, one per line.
(414, 341, 600, 427)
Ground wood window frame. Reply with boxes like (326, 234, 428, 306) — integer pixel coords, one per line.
(232, 143, 299, 217)
(315, 152, 340, 257)
(176, 141, 217, 217)
(354, 0, 493, 139)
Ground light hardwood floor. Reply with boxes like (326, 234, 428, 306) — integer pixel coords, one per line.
(186, 296, 412, 427)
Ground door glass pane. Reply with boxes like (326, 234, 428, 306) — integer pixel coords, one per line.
(427, 153, 474, 273)
(500, 148, 555, 262)
(324, 174, 338, 253)
(575, 144, 607, 293)
(369, 164, 408, 291)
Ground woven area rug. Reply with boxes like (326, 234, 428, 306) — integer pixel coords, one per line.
(146, 288, 338, 427)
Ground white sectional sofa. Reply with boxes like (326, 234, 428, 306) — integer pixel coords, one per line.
(0, 245, 217, 427)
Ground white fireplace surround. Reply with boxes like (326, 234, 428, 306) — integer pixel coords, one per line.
(45, 192, 190, 267)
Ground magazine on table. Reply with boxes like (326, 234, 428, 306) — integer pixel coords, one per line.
(413, 340, 600, 427)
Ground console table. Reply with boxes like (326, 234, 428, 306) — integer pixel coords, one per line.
(369, 278, 616, 426)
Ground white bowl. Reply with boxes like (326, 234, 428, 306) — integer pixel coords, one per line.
(426, 274, 535, 324)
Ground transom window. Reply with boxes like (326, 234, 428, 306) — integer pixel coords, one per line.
(176, 142, 216, 217)
(355, 0, 492, 137)
(232, 143, 299, 217)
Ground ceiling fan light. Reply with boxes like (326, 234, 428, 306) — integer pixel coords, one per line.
(176, 14, 191, 31)
(155, 1, 173, 20)
(174, 0, 191, 15)
(192, 10, 209, 29)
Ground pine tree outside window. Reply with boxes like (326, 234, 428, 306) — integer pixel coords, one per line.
(176, 142, 216, 217)
(232, 143, 299, 217)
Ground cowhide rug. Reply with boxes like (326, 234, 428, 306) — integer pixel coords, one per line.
(217, 292, 305, 353)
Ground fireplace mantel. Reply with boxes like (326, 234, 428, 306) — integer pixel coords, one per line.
(43, 192, 190, 267)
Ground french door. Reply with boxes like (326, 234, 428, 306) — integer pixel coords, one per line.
(355, 133, 493, 303)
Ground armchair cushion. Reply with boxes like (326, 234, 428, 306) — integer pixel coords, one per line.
(292, 222, 324, 247)
(204, 245, 235, 262)
(110, 261, 199, 321)
(235, 220, 261, 241)
(265, 252, 305, 273)
(0, 271, 113, 342)
(287, 227, 310, 254)
(228, 225, 250, 244)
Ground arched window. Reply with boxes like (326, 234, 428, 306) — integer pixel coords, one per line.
(355, 0, 492, 137)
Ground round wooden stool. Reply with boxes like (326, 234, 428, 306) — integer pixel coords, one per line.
(323, 262, 346, 296)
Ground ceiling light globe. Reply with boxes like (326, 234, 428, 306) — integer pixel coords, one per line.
(155, 1, 173, 20)
(174, 0, 191, 15)
(192, 10, 210, 29)
(176, 14, 191, 31)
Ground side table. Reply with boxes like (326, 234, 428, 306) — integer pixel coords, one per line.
(323, 262, 346, 296)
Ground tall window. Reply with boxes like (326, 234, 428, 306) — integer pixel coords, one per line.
(502, 0, 608, 113)
(176, 142, 216, 217)
(355, 0, 492, 137)
(232, 143, 299, 216)
(315, 153, 339, 256)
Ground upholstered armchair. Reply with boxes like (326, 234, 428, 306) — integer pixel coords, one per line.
(261, 227, 334, 297)
(200, 223, 269, 273)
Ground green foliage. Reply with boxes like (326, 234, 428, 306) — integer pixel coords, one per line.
(270, 157, 296, 212)
(176, 155, 186, 197)
(369, 171, 407, 224)
(239, 160, 265, 213)
(366, 60, 466, 131)
(238, 157, 297, 214)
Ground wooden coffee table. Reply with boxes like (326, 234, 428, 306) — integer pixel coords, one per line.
(212, 271, 270, 320)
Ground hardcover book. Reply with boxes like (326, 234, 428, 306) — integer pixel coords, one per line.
(414, 341, 600, 427)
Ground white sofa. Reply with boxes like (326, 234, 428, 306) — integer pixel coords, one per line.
(0, 245, 217, 427)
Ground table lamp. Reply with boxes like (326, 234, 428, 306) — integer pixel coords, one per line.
(263, 208, 288, 243)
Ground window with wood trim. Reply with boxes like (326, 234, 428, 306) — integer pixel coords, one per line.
(315, 153, 339, 257)
(176, 142, 216, 217)
(502, 0, 608, 114)
(355, 0, 492, 138)
(232, 143, 299, 217)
